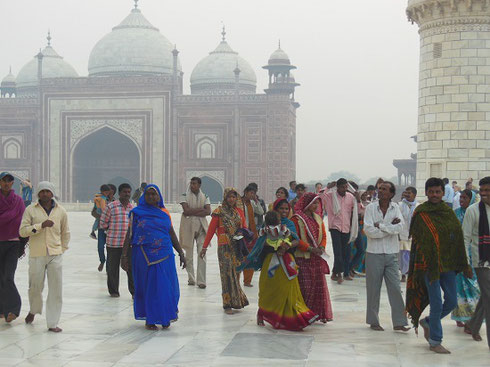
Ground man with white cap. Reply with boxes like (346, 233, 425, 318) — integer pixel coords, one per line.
(20, 181, 70, 332)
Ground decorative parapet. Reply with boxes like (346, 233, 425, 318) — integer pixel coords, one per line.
(407, 0, 490, 31)
(0, 98, 38, 105)
(175, 94, 277, 104)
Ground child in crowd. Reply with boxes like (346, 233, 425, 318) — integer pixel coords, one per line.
(89, 184, 111, 240)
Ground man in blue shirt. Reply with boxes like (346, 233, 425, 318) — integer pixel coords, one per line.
(442, 178, 454, 208)
(288, 180, 297, 202)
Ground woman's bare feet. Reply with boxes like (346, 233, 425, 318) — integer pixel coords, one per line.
(25, 313, 35, 324)
(5, 313, 17, 323)
(48, 327, 62, 333)
(224, 309, 234, 315)
(162, 324, 170, 329)
(456, 321, 465, 327)
(401, 275, 407, 282)
(145, 324, 158, 330)
(337, 275, 344, 284)
(257, 315, 265, 326)
(98, 263, 104, 272)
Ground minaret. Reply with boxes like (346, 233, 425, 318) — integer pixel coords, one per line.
(406, 0, 490, 190)
(263, 41, 300, 106)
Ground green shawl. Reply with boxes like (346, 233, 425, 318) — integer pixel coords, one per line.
(405, 201, 468, 328)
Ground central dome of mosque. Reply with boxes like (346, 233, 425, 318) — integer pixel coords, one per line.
(190, 29, 257, 95)
(88, 3, 180, 76)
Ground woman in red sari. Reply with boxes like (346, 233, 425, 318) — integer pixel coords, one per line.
(292, 192, 333, 323)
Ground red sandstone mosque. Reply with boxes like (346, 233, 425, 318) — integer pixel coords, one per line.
(0, 1, 299, 202)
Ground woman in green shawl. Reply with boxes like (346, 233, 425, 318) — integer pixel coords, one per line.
(406, 178, 472, 354)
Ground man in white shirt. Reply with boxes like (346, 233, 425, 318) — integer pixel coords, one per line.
(363, 182, 409, 332)
(462, 176, 490, 348)
(452, 185, 461, 211)
(442, 178, 455, 208)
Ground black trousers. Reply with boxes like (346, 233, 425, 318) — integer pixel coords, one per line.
(0, 241, 21, 318)
(106, 247, 134, 296)
(330, 229, 351, 277)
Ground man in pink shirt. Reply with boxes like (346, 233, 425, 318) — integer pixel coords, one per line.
(320, 178, 356, 284)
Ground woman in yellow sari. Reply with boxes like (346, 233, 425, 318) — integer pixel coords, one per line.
(239, 199, 318, 330)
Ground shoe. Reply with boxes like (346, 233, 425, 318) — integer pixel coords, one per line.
(337, 275, 344, 284)
(331, 274, 338, 281)
(430, 344, 450, 354)
(370, 324, 384, 331)
(198, 284, 206, 289)
(393, 326, 410, 332)
(224, 309, 234, 315)
(188, 280, 195, 286)
(244, 283, 253, 287)
(89, 232, 97, 240)
(401, 275, 406, 282)
(109, 293, 120, 298)
(25, 313, 35, 324)
(419, 318, 430, 342)
(456, 321, 465, 328)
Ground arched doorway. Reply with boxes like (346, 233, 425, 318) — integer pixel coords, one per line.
(201, 175, 223, 203)
(72, 128, 140, 202)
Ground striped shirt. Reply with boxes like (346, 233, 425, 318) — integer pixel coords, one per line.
(100, 200, 133, 248)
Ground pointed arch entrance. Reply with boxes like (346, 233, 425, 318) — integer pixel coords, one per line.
(201, 175, 224, 203)
(72, 127, 140, 202)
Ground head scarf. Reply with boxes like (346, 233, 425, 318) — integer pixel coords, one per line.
(294, 192, 319, 214)
(273, 198, 290, 211)
(0, 187, 25, 241)
(130, 184, 173, 254)
(212, 187, 242, 238)
(454, 190, 475, 224)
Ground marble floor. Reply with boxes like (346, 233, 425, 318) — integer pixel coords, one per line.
(0, 212, 488, 367)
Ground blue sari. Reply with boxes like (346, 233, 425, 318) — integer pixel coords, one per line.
(452, 193, 480, 322)
(237, 217, 299, 272)
(130, 184, 179, 326)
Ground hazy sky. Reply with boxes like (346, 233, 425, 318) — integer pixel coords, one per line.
(0, 0, 420, 182)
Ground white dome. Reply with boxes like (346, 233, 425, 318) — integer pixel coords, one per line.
(88, 8, 180, 76)
(190, 40, 256, 95)
(16, 45, 78, 90)
(268, 47, 290, 65)
(1, 69, 16, 85)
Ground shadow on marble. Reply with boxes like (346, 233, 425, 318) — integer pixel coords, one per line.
(221, 332, 313, 360)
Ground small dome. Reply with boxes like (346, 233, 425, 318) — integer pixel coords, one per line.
(88, 6, 180, 76)
(1, 69, 16, 86)
(190, 35, 256, 95)
(16, 45, 78, 90)
(268, 47, 290, 65)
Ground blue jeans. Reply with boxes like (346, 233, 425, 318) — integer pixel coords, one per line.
(423, 271, 457, 346)
(97, 229, 106, 264)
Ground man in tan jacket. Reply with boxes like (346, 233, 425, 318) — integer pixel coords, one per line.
(20, 181, 70, 332)
(179, 177, 210, 288)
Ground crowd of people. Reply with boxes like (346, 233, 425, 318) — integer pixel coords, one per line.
(0, 171, 489, 355)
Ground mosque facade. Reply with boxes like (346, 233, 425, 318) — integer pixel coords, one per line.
(0, 2, 300, 203)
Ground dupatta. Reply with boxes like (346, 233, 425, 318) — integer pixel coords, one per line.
(130, 184, 173, 265)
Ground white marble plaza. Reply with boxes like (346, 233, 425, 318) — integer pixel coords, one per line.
(0, 212, 488, 366)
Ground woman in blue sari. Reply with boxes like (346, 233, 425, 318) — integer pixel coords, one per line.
(121, 185, 186, 330)
(452, 189, 480, 328)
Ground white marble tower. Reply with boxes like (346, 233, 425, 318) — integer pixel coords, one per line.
(406, 0, 490, 191)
